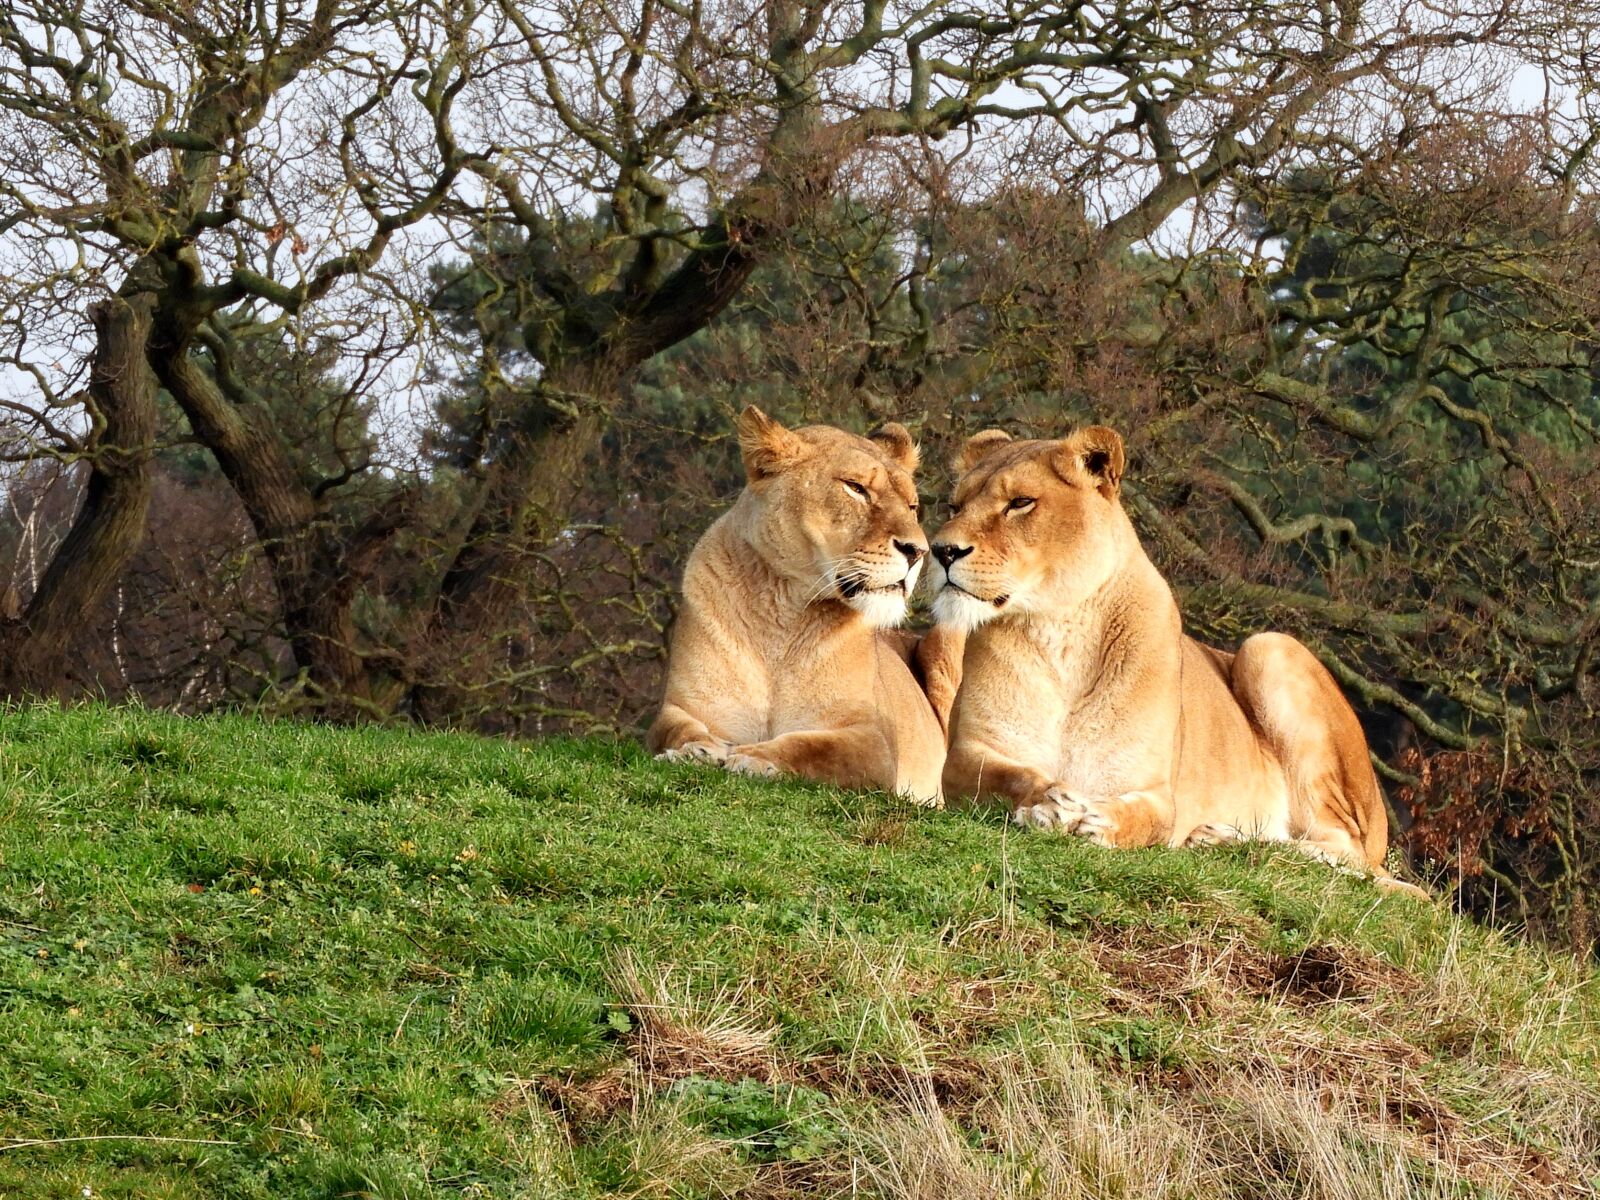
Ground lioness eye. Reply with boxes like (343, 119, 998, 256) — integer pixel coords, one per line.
(843, 480, 871, 501)
(1007, 496, 1036, 512)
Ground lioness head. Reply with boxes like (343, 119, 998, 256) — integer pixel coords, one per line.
(928, 426, 1130, 631)
(735, 405, 927, 628)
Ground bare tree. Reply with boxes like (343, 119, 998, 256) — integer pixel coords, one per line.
(411, 0, 1529, 711)
(4, 0, 1591, 758)
(0, 0, 471, 708)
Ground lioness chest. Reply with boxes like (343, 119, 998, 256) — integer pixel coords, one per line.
(685, 615, 888, 743)
(962, 620, 1157, 787)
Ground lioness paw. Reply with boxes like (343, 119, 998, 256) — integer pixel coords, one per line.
(724, 748, 785, 779)
(1071, 797, 1126, 848)
(656, 738, 731, 765)
(1292, 841, 1347, 870)
(1183, 821, 1241, 849)
(1013, 786, 1086, 832)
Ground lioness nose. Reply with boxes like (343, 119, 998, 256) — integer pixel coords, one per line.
(894, 540, 925, 566)
(931, 542, 973, 569)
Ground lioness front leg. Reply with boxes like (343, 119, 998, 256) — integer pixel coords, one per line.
(1182, 821, 1244, 849)
(647, 704, 732, 764)
(944, 741, 1081, 826)
(912, 625, 966, 736)
(725, 726, 894, 792)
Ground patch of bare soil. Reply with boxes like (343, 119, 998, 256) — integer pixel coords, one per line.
(499, 1065, 631, 1134)
(1269, 943, 1417, 1006)
(1089, 925, 1426, 1018)
(805, 1052, 987, 1117)
(1090, 929, 1279, 1020)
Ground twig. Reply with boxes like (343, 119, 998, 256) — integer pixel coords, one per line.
(1, 1135, 239, 1153)
(392, 994, 421, 1044)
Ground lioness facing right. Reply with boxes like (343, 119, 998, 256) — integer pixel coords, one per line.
(929, 425, 1427, 898)
(647, 406, 950, 804)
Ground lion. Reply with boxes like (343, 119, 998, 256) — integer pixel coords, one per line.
(928, 425, 1427, 898)
(646, 406, 954, 804)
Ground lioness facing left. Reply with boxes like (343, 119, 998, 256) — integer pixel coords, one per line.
(647, 407, 949, 804)
(929, 425, 1427, 898)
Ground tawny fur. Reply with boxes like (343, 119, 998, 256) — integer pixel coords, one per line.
(929, 427, 1427, 899)
(647, 406, 949, 804)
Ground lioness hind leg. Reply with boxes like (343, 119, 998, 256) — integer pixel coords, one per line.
(1071, 790, 1174, 849)
(1229, 633, 1391, 871)
(1375, 874, 1432, 901)
(1290, 832, 1362, 872)
(1286, 828, 1431, 900)
(726, 726, 897, 793)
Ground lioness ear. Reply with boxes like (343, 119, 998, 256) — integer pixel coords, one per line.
(952, 429, 1012, 476)
(737, 405, 802, 481)
(868, 422, 919, 473)
(1062, 425, 1125, 497)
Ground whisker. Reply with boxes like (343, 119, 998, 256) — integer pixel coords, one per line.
(806, 572, 845, 605)
(802, 555, 855, 606)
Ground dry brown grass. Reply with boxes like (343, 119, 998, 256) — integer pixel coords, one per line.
(499, 929, 1600, 1200)
(845, 1039, 1596, 1200)
(504, 952, 783, 1152)
(486, 1076, 587, 1198)
(847, 1044, 1217, 1200)
(1419, 920, 1600, 1069)
(611, 950, 780, 1085)
(1071, 927, 1598, 1199)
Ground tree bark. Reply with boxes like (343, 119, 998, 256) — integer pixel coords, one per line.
(434, 415, 604, 630)
(153, 333, 375, 716)
(408, 359, 617, 722)
(0, 295, 159, 697)
(409, 218, 775, 724)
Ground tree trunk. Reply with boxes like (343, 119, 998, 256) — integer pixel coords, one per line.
(435, 381, 609, 628)
(153, 337, 374, 716)
(0, 295, 159, 697)
(407, 231, 774, 725)
(407, 360, 614, 722)
(413, 95, 826, 708)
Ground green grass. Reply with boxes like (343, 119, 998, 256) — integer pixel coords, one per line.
(2, 704, 1597, 1199)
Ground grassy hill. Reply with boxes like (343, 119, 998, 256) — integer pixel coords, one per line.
(1, 705, 1597, 1200)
